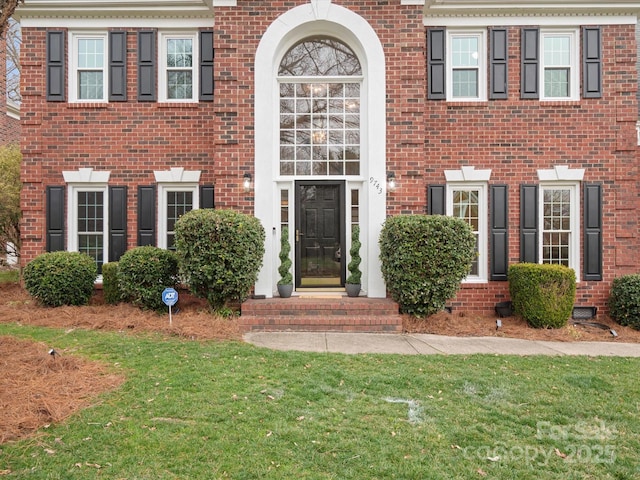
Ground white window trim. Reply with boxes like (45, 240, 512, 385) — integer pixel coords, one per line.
(539, 28, 580, 101)
(158, 31, 199, 103)
(446, 29, 487, 102)
(446, 182, 488, 283)
(69, 31, 108, 103)
(63, 168, 111, 261)
(538, 182, 581, 278)
(154, 168, 201, 249)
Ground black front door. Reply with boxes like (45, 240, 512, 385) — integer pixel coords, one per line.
(295, 181, 345, 288)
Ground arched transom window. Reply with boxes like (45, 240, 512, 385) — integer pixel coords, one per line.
(278, 37, 363, 176)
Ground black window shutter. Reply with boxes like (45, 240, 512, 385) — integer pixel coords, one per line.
(137, 185, 156, 246)
(490, 185, 509, 280)
(199, 31, 214, 102)
(109, 186, 128, 261)
(109, 31, 127, 102)
(46, 186, 65, 251)
(46, 31, 65, 102)
(584, 183, 603, 280)
(520, 184, 538, 263)
(582, 26, 602, 99)
(490, 28, 508, 99)
(521, 28, 539, 99)
(427, 28, 446, 100)
(137, 30, 157, 101)
(200, 185, 215, 209)
(427, 185, 446, 215)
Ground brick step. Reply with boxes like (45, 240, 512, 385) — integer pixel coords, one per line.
(240, 297, 403, 332)
(239, 314, 403, 333)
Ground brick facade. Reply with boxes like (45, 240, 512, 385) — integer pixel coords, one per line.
(17, 0, 640, 315)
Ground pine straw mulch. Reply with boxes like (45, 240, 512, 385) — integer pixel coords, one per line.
(1, 281, 639, 447)
(0, 336, 125, 445)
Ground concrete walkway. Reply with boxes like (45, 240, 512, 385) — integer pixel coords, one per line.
(244, 332, 640, 357)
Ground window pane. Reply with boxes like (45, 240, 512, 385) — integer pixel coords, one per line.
(167, 39, 193, 67)
(77, 191, 104, 272)
(78, 38, 104, 68)
(452, 70, 478, 98)
(542, 188, 572, 266)
(279, 37, 362, 76)
(79, 71, 104, 100)
(544, 69, 569, 97)
(543, 36, 570, 66)
(166, 191, 193, 251)
(167, 71, 193, 99)
(452, 37, 479, 67)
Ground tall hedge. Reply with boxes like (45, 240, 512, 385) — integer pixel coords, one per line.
(379, 214, 476, 317)
(118, 246, 178, 312)
(23, 251, 97, 307)
(609, 274, 640, 330)
(508, 263, 576, 328)
(174, 209, 265, 312)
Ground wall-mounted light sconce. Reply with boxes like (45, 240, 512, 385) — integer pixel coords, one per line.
(243, 173, 252, 191)
(387, 171, 396, 191)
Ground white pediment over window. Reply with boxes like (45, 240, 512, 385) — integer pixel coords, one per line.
(63, 167, 110, 183)
(154, 167, 201, 183)
(537, 165, 585, 181)
(444, 166, 492, 182)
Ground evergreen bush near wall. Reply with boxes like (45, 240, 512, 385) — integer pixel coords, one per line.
(174, 209, 265, 312)
(118, 246, 178, 312)
(102, 262, 121, 305)
(379, 215, 476, 317)
(609, 274, 640, 330)
(508, 263, 576, 328)
(278, 227, 293, 285)
(347, 225, 362, 285)
(23, 251, 97, 307)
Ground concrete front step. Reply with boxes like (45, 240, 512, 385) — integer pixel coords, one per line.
(240, 297, 403, 332)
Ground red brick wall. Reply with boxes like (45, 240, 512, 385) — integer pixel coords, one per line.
(19, 2, 640, 315)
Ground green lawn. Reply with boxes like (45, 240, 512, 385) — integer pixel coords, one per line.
(0, 324, 639, 479)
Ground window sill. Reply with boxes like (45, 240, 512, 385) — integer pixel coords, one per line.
(67, 102, 109, 109)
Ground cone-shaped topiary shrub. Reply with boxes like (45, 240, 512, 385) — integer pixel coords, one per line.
(508, 263, 576, 328)
(347, 226, 362, 285)
(379, 214, 475, 317)
(23, 251, 97, 307)
(278, 227, 293, 286)
(101, 262, 121, 305)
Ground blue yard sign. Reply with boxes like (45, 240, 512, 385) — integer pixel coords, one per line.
(162, 288, 179, 325)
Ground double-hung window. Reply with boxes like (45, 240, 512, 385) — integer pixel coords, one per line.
(539, 184, 580, 270)
(447, 30, 486, 101)
(70, 33, 107, 102)
(446, 183, 488, 282)
(540, 30, 579, 101)
(155, 168, 201, 250)
(159, 32, 198, 102)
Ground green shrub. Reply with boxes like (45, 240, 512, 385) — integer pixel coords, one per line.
(347, 225, 362, 285)
(102, 262, 121, 305)
(23, 251, 97, 307)
(118, 246, 178, 312)
(277, 227, 293, 285)
(508, 263, 576, 328)
(174, 209, 265, 312)
(609, 274, 640, 330)
(379, 215, 476, 317)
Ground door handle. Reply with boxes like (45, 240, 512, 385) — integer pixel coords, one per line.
(296, 229, 303, 242)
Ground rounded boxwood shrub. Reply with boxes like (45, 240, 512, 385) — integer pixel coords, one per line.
(379, 214, 476, 317)
(118, 246, 178, 312)
(23, 251, 97, 307)
(174, 209, 265, 312)
(101, 262, 121, 305)
(508, 263, 576, 328)
(609, 274, 640, 330)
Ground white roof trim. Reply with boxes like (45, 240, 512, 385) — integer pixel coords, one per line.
(154, 167, 201, 183)
(537, 165, 585, 181)
(445, 166, 492, 182)
(63, 167, 111, 183)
